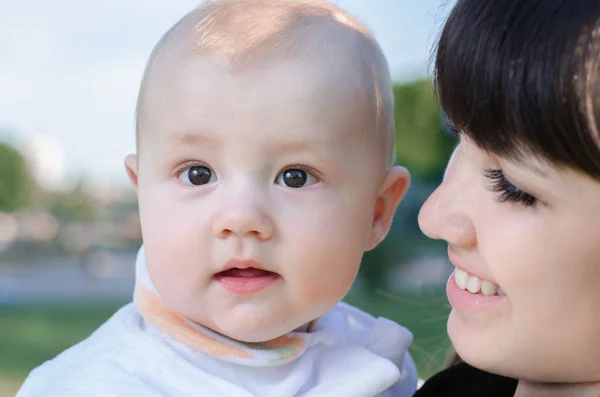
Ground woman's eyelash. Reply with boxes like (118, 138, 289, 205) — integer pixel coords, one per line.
(484, 168, 537, 207)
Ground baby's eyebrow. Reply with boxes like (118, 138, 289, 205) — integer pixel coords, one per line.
(271, 137, 316, 153)
(269, 135, 341, 164)
(270, 125, 337, 151)
(169, 131, 215, 148)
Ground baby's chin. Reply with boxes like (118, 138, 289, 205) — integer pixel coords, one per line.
(188, 301, 329, 343)
(211, 320, 308, 343)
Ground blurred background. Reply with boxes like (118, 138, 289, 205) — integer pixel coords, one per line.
(0, 1, 457, 395)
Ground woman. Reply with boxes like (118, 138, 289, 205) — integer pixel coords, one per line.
(414, 0, 600, 396)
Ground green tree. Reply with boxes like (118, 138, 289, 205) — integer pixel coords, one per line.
(393, 79, 456, 181)
(359, 232, 406, 291)
(0, 142, 31, 211)
(48, 179, 97, 221)
(357, 80, 457, 290)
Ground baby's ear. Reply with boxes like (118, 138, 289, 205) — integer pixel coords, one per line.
(366, 166, 410, 250)
(124, 154, 139, 192)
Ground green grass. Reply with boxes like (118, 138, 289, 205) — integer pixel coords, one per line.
(0, 291, 450, 393)
(0, 302, 123, 393)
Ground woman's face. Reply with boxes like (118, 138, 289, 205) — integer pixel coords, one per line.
(418, 137, 600, 382)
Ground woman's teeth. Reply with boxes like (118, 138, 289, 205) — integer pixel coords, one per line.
(454, 268, 505, 296)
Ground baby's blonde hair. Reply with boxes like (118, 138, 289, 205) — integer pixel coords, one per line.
(136, 0, 396, 166)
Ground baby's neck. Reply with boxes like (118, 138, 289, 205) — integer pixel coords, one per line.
(514, 379, 600, 397)
(294, 323, 311, 333)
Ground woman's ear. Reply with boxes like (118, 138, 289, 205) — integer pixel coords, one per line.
(366, 166, 410, 250)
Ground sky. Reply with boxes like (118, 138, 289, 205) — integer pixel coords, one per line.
(0, 0, 451, 190)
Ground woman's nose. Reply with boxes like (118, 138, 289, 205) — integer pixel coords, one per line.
(418, 186, 477, 247)
(418, 148, 477, 248)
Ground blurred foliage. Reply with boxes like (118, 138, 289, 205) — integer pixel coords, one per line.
(394, 79, 456, 181)
(359, 79, 455, 288)
(48, 179, 97, 220)
(0, 142, 32, 212)
(360, 231, 407, 290)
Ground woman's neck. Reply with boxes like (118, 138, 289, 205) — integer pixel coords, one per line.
(515, 380, 600, 397)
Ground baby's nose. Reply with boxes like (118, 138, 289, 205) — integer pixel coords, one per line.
(212, 200, 274, 240)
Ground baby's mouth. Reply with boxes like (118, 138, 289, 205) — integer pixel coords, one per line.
(214, 268, 279, 279)
(213, 267, 281, 295)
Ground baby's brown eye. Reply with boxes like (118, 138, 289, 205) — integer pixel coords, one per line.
(179, 165, 215, 185)
(284, 169, 306, 187)
(275, 168, 317, 188)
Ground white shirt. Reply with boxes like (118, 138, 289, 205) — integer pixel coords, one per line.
(17, 301, 418, 397)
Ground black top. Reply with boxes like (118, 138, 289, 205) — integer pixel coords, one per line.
(413, 362, 518, 397)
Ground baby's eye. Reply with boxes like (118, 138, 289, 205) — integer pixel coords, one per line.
(179, 165, 217, 186)
(275, 168, 318, 188)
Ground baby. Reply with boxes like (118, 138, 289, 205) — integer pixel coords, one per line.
(17, 1, 417, 396)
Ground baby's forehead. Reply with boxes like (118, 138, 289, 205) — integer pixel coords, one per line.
(144, 55, 375, 147)
(136, 0, 395, 166)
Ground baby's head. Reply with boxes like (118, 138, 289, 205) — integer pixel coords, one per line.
(125, 0, 409, 342)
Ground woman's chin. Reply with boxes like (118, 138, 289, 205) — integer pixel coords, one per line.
(447, 311, 516, 378)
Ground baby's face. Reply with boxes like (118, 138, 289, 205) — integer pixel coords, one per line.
(127, 55, 407, 342)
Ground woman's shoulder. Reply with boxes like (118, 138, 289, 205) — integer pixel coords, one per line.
(413, 362, 518, 397)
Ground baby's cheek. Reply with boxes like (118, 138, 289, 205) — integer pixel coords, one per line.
(141, 200, 208, 299)
(142, 191, 204, 239)
(288, 215, 364, 298)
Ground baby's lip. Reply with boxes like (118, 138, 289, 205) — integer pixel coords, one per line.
(213, 263, 281, 295)
(216, 268, 278, 278)
(216, 259, 279, 276)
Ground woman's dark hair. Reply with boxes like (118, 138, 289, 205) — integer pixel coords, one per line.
(434, 0, 600, 178)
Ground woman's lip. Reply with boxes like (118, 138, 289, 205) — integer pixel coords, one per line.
(447, 249, 489, 282)
(446, 273, 506, 312)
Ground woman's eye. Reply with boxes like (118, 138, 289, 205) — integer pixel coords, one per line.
(275, 168, 318, 188)
(179, 165, 217, 186)
(484, 168, 537, 207)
